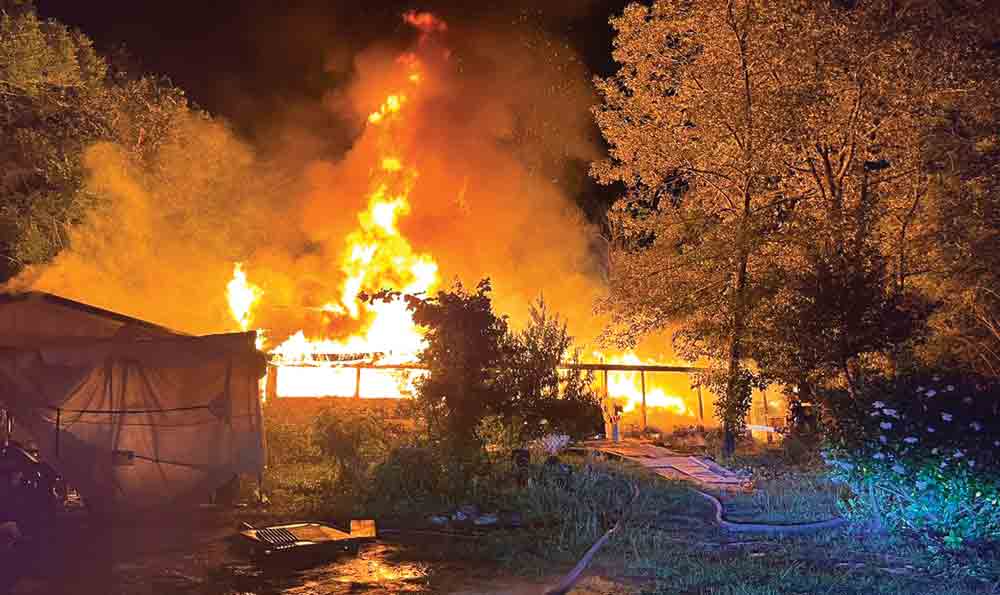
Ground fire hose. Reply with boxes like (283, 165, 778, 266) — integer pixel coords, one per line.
(542, 482, 845, 595)
(689, 487, 847, 534)
(543, 481, 640, 595)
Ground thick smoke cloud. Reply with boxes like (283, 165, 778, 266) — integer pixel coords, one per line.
(12, 13, 611, 348)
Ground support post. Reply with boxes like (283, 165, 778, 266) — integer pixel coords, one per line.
(762, 388, 772, 444)
(640, 371, 647, 432)
(354, 366, 362, 399)
(265, 365, 278, 402)
(696, 384, 704, 424)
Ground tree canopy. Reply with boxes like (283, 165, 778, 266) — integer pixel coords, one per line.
(593, 0, 1000, 440)
(0, 4, 194, 280)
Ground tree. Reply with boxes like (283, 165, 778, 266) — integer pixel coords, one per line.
(592, 0, 999, 451)
(400, 279, 510, 454)
(0, 5, 195, 280)
(593, 0, 820, 453)
(496, 297, 601, 439)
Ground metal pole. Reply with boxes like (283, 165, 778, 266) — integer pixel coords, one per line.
(640, 371, 647, 432)
(696, 384, 704, 424)
(354, 366, 362, 399)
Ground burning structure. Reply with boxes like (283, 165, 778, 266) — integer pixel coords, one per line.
(12, 11, 786, 436)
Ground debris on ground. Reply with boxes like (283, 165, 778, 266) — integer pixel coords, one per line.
(427, 507, 522, 530)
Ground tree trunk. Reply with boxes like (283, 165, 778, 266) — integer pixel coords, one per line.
(722, 247, 750, 458)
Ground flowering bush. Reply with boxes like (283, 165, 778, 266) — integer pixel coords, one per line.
(822, 371, 1000, 550)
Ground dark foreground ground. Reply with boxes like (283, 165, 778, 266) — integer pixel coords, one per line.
(1, 510, 632, 595)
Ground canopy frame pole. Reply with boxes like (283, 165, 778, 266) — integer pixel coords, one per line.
(640, 371, 647, 432)
(696, 384, 705, 424)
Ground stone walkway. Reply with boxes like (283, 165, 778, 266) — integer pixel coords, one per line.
(581, 440, 748, 491)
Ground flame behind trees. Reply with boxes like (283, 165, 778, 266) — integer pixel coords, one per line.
(593, 0, 1000, 450)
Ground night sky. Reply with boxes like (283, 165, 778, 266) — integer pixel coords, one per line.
(33, 1, 626, 146)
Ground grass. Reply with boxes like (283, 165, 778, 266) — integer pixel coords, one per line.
(718, 475, 844, 524)
(253, 453, 1000, 594)
(253, 407, 999, 594)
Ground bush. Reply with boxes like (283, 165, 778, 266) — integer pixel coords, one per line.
(823, 371, 1000, 550)
(312, 405, 407, 494)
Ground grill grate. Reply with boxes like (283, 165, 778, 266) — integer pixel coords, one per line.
(255, 527, 298, 546)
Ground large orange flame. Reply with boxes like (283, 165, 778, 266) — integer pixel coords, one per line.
(228, 37, 436, 398)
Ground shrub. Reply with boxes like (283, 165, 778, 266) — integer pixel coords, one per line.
(263, 405, 320, 466)
(312, 405, 407, 494)
(823, 371, 1000, 550)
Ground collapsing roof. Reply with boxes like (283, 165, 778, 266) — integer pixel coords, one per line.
(0, 292, 266, 512)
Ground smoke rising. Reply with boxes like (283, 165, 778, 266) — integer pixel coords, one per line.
(11, 11, 610, 348)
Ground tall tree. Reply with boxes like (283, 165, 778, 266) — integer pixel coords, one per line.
(0, 4, 195, 281)
(593, 0, 817, 453)
(591, 0, 998, 449)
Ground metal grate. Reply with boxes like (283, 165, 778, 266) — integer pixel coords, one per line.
(255, 527, 298, 546)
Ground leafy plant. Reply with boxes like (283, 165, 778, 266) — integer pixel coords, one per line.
(823, 371, 1000, 550)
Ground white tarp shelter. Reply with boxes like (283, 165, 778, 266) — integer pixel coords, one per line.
(0, 292, 265, 512)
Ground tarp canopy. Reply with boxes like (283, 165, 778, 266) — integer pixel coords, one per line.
(0, 292, 265, 512)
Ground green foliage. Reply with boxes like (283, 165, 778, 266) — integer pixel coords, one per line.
(823, 371, 1000, 550)
(592, 0, 1000, 435)
(0, 6, 198, 280)
(397, 278, 509, 457)
(754, 239, 933, 392)
(496, 297, 602, 440)
(385, 284, 601, 459)
(312, 405, 407, 493)
(263, 411, 319, 466)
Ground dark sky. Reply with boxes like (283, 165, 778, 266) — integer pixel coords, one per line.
(33, 0, 625, 141)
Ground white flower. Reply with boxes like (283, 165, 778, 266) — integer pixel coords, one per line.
(927, 426, 935, 433)
(941, 413, 953, 422)
(933, 375, 941, 381)
(970, 421, 982, 432)
(917, 386, 925, 392)
(870, 411, 881, 417)
(969, 460, 976, 468)
(879, 435, 888, 443)
(904, 436, 918, 444)
(892, 464, 905, 474)
(953, 450, 964, 459)
(880, 421, 893, 430)
(946, 385, 955, 392)
(963, 396, 973, 404)
(940, 461, 948, 468)
(873, 401, 886, 409)
(873, 452, 886, 460)
(883, 408, 899, 417)
(926, 389, 938, 397)
(994, 441, 1000, 447)
(931, 448, 939, 455)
